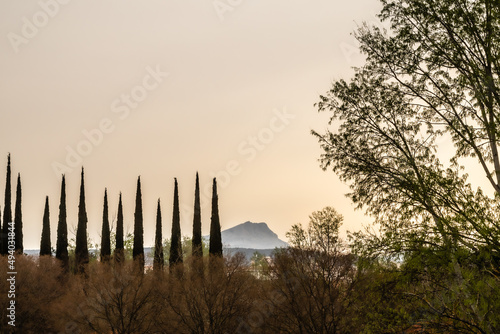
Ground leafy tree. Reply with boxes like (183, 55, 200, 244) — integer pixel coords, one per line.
(115, 192, 125, 264)
(192, 172, 202, 258)
(101, 189, 111, 263)
(1, 154, 12, 255)
(75, 168, 89, 273)
(313, 1, 500, 332)
(209, 178, 222, 257)
(56, 175, 68, 270)
(40, 196, 51, 256)
(14, 173, 23, 253)
(154, 199, 164, 271)
(133, 177, 144, 269)
(169, 178, 183, 267)
(266, 207, 356, 333)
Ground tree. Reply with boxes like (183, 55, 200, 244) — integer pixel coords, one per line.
(40, 196, 51, 256)
(56, 175, 68, 270)
(192, 172, 203, 257)
(101, 189, 111, 263)
(265, 207, 357, 334)
(59, 262, 156, 334)
(313, 1, 500, 332)
(14, 173, 23, 253)
(115, 192, 124, 264)
(209, 178, 222, 257)
(1, 154, 12, 255)
(0, 255, 65, 333)
(133, 177, 144, 269)
(157, 254, 257, 334)
(75, 168, 89, 273)
(154, 199, 164, 271)
(169, 178, 183, 267)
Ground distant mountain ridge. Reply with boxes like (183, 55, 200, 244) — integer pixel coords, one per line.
(220, 221, 288, 249)
(24, 222, 288, 257)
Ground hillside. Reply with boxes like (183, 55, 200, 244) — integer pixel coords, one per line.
(220, 221, 288, 249)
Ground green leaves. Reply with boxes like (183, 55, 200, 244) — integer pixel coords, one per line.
(315, 1, 500, 331)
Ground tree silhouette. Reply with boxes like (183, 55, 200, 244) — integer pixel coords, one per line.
(56, 175, 68, 270)
(101, 189, 111, 263)
(1, 154, 12, 255)
(75, 168, 89, 273)
(154, 199, 164, 271)
(115, 192, 124, 264)
(192, 172, 202, 257)
(14, 173, 23, 253)
(169, 178, 183, 267)
(40, 196, 51, 256)
(133, 177, 144, 270)
(209, 178, 222, 257)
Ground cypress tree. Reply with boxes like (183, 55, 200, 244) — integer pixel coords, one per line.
(0, 207, 2, 256)
(56, 175, 68, 269)
(169, 178, 183, 266)
(153, 199, 164, 271)
(75, 168, 89, 273)
(40, 196, 51, 256)
(209, 178, 222, 257)
(114, 192, 124, 263)
(192, 172, 203, 257)
(133, 177, 144, 269)
(2, 154, 12, 255)
(14, 173, 23, 253)
(101, 189, 111, 263)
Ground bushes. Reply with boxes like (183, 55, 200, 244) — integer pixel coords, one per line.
(0, 256, 65, 333)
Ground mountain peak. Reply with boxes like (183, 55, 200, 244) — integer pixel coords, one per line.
(221, 221, 288, 249)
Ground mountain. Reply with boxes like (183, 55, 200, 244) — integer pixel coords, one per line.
(220, 221, 288, 249)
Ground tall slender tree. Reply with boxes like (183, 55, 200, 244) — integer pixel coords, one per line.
(101, 189, 111, 263)
(115, 192, 124, 264)
(209, 178, 222, 257)
(192, 172, 203, 257)
(0, 207, 2, 256)
(133, 177, 144, 269)
(169, 178, 183, 266)
(40, 196, 51, 256)
(56, 175, 68, 270)
(75, 168, 89, 273)
(154, 199, 164, 271)
(2, 154, 12, 255)
(14, 173, 23, 253)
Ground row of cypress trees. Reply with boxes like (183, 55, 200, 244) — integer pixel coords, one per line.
(0, 154, 23, 255)
(52, 169, 223, 273)
(0, 154, 223, 274)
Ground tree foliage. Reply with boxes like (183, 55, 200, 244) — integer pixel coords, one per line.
(40, 196, 51, 256)
(1, 154, 12, 255)
(115, 192, 125, 264)
(170, 178, 183, 267)
(75, 168, 89, 273)
(267, 207, 356, 333)
(209, 178, 222, 258)
(14, 173, 23, 253)
(56, 175, 68, 270)
(101, 188, 111, 263)
(192, 172, 203, 258)
(133, 176, 144, 269)
(313, 0, 500, 331)
(154, 199, 164, 271)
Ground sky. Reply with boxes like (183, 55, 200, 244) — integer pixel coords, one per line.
(0, 0, 383, 250)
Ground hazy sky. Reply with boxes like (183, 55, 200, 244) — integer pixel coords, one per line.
(1, 0, 382, 250)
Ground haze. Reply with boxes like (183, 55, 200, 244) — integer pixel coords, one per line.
(0, 0, 381, 249)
